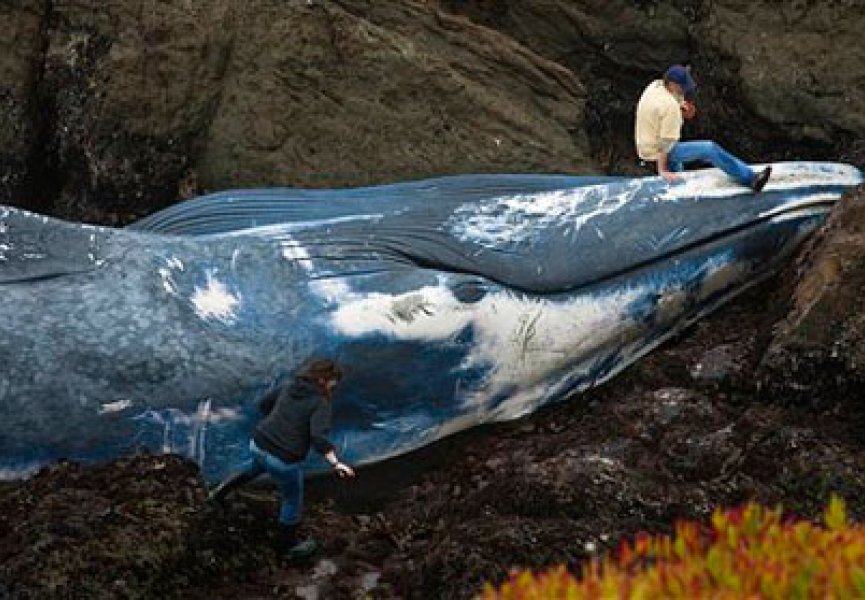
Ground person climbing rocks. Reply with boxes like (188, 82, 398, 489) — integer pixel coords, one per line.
(208, 358, 356, 560)
(635, 64, 771, 192)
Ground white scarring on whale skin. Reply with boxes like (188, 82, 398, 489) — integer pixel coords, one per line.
(0, 161, 861, 481)
(328, 283, 644, 413)
(448, 162, 862, 249)
(190, 270, 242, 323)
(659, 162, 862, 200)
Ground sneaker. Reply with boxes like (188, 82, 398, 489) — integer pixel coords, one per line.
(751, 166, 772, 192)
(286, 537, 318, 561)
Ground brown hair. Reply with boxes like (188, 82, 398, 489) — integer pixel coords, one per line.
(296, 358, 343, 394)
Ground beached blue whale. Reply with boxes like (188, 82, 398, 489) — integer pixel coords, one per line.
(0, 162, 861, 481)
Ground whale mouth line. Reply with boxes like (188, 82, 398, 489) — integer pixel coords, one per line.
(363, 194, 840, 297)
(0, 268, 95, 285)
(573, 195, 838, 290)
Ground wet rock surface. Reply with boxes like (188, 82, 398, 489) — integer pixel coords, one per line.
(762, 186, 865, 407)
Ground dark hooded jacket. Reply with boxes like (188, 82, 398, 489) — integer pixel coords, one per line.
(252, 378, 335, 464)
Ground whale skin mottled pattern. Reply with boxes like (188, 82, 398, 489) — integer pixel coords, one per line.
(0, 162, 861, 481)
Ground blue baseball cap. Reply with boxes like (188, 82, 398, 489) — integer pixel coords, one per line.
(664, 65, 696, 97)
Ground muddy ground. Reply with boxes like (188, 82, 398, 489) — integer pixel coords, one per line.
(3, 275, 865, 599)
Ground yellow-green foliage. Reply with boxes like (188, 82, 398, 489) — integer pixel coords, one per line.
(483, 497, 865, 599)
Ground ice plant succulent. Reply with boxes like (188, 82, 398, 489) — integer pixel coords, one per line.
(483, 496, 865, 599)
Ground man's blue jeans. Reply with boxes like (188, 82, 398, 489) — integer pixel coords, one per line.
(242, 440, 304, 526)
(667, 140, 755, 187)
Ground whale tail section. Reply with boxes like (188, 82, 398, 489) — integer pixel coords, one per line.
(0, 207, 104, 284)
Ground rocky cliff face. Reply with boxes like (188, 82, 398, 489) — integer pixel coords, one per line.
(0, 0, 591, 222)
(763, 185, 865, 405)
(1, 1, 863, 222)
(0, 0, 45, 212)
(467, 0, 865, 173)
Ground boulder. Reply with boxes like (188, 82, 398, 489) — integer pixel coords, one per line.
(462, 0, 693, 172)
(762, 186, 865, 402)
(459, 0, 865, 171)
(196, 1, 593, 191)
(39, 0, 236, 221)
(701, 0, 865, 146)
(1, 0, 594, 222)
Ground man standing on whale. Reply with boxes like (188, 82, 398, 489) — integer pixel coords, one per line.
(635, 64, 771, 191)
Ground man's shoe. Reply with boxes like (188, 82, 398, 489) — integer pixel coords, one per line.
(286, 537, 318, 561)
(280, 523, 317, 560)
(751, 166, 772, 192)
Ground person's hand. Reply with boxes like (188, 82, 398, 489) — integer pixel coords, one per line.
(334, 461, 355, 478)
(660, 170, 682, 183)
(681, 100, 697, 120)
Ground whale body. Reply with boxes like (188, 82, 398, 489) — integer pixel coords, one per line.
(0, 162, 861, 481)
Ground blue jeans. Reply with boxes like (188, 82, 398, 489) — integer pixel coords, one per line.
(667, 141, 755, 187)
(244, 440, 304, 526)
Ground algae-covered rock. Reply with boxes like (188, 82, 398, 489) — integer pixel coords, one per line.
(763, 186, 865, 402)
